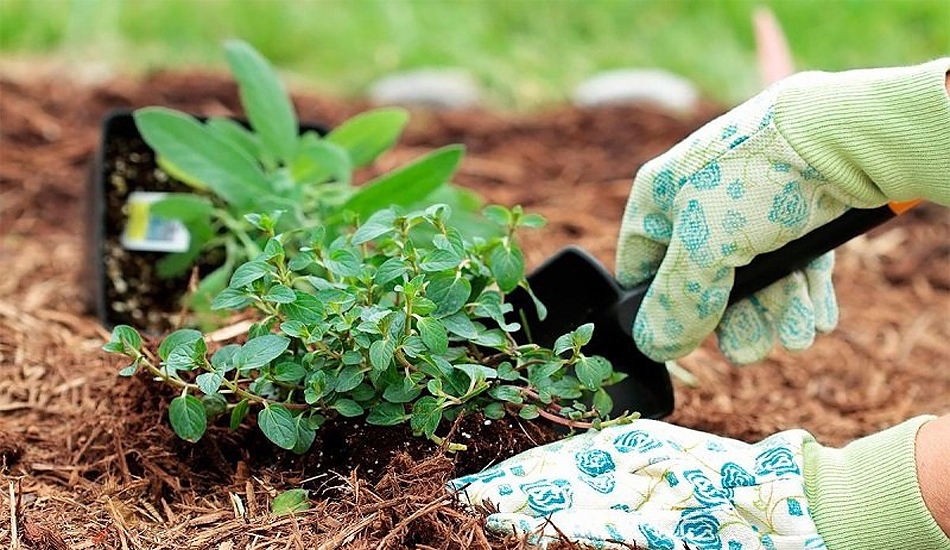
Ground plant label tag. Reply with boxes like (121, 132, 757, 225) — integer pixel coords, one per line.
(120, 191, 191, 253)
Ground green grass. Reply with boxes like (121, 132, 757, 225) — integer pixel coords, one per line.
(1, 0, 947, 108)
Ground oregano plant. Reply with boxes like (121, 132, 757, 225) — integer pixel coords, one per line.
(105, 204, 632, 452)
(132, 39, 484, 310)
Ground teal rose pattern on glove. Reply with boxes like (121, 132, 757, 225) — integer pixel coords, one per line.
(616, 80, 855, 364)
(449, 419, 828, 550)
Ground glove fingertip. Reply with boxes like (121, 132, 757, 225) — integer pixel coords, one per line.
(717, 299, 775, 365)
(777, 294, 817, 351)
(634, 292, 712, 363)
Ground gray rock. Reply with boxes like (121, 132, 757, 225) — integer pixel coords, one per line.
(572, 69, 699, 112)
(368, 68, 481, 109)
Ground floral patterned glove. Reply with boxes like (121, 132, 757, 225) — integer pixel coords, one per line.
(617, 59, 950, 364)
(616, 83, 847, 364)
(450, 419, 827, 550)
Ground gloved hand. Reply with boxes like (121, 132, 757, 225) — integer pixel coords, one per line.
(449, 419, 826, 549)
(617, 59, 950, 364)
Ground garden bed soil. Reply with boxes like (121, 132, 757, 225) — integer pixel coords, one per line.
(1, 67, 948, 549)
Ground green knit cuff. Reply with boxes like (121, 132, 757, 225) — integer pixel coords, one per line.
(775, 58, 950, 207)
(804, 416, 950, 550)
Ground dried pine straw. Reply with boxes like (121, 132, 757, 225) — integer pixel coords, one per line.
(1, 67, 948, 548)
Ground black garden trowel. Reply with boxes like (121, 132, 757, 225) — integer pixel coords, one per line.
(507, 201, 919, 420)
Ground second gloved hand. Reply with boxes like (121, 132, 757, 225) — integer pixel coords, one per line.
(449, 419, 827, 549)
(616, 60, 950, 364)
(616, 83, 846, 364)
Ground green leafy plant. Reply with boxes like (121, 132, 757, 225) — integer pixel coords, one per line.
(105, 204, 632, 453)
(132, 39, 480, 308)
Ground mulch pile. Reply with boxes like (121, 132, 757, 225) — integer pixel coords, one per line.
(1, 67, 947, 549)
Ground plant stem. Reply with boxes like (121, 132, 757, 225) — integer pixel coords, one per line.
(533, 406, 594, 430)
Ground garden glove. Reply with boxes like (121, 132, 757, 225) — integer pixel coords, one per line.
(617, 58, 950, 364)
(450, 416, 950, 550)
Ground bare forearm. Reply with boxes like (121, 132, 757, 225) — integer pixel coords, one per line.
(917, 414, 950, 537)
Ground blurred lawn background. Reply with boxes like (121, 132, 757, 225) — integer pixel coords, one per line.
(1, 0, 947, 109)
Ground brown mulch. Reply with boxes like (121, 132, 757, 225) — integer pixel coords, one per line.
(1, 68, 948, 549)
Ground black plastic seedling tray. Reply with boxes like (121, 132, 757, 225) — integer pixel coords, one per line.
(86, 110, 327, 332)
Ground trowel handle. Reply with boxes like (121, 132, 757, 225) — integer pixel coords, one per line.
(729, 201, 918, 300)
(615, 201, 920, 333)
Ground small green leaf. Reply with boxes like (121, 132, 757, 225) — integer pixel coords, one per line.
(575, 355, 612, 391)
(265, 285, 296, 304)
(202, 393, 228, 418)
(118, 364, 138, 377)
(351, 209, 396, 245)
(416, 317, 448, 354)
(293, 419, 316, 454)
(518, 405, 539, 420)
(593, 388, 613, 417)
(488, 245, 524, 293)
(332, 399, 364, 417)
(281, 291, 324, 323)
(473, 328, 506, 348)
(230, 399, 250, 430)
(496, 362, 520, 381)
(383, 378, 422, 403)
(211, 344, 240, 371)
(271, 489, 310, 517)
(168, 394, 207, 443)
(410, 396, 443, 438)
(211, 288, 252, 310)
(572, 323, 595, 348)
(439, 312, 478, 338)
(553, 333, 574, 355)
(165, 338, 207, 372)
(229, 261, 270, 289)
(258, 405, 298, 449)
(326, 107, 409, 167)
(420, 249, 461, 272)
(366, 402, 407, 426)
(482, 205, 511, 226)
(426, 274, 471, 317)
(196, 371, 224, 395)
(488, 385, 524, 404)
(374, 257, 409, 285)
(273, 361, 307, 383)
(369, 338, 394, 372)
(518, 213, 547, 228)
(236, 335, 290, 371)
(158, 329, 203, 361)
(455, 364, 497, 385)
(483, 402, 505, 419)
(103, 325, 143, 356)
(335, 366, 364, 392)
(224, 39, 298, 164)
(324, 249, 362, 278)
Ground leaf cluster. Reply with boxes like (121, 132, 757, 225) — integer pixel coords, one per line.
(105, 204, 632, 452)
(131, 39, 481, 311)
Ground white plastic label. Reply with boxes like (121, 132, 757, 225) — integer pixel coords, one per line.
(119, 191, 191, 253)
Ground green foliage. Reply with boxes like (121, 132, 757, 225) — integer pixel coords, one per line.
(271, 488, 310, 516)
(131, 39, 477, 312)
(104, 204, 633, 453)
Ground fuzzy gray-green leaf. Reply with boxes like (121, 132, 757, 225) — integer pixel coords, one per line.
(224, 40, 297, 164)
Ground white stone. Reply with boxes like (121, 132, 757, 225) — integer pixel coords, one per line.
(572, 69, 699, 112)
(368, 68, 481, 109)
